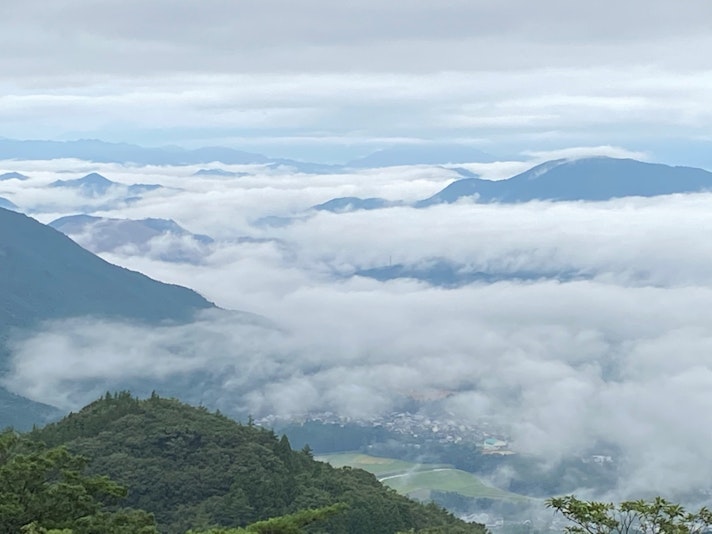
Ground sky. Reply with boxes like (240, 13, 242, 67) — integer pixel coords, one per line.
(1, 1, 712, 163)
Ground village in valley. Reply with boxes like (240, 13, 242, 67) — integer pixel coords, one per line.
(259, 409, 517, 454)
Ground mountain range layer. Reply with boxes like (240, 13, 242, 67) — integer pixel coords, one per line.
(5, 154, 712, 426)
(419, 157, 712, 205)
(0, 206, 216, 428)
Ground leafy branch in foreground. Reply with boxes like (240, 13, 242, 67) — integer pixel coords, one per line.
(0, 429, 158, 534)
(547, 495, 712, 534)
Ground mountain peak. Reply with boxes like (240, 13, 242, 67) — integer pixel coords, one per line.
(519, 158, 569, 180)
(419, 157, 712, 205)
(0, 171, 28, 181)
(79, 172, 112, 184)
(49, 172, 116, 192)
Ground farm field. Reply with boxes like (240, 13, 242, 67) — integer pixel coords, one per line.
(318, 452, 530, 502)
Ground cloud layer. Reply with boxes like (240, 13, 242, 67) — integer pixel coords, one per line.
(3, 157, 712, 500)
(2, 2, 712, 162)
(4, 1, 712, 74)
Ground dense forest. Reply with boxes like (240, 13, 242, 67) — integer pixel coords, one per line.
(1, 392, 486, 534)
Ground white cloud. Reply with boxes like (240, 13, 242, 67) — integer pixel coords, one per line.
(0, 1, 711, 164)
(521, 145, 650, 162)
(7, 278, 712, 499)
(4, 1, 712, 75)
(0, 69, 711, 163)
(6, 155, 712, 500)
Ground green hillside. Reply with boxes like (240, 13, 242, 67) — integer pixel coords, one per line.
(30, 393, 486, 534)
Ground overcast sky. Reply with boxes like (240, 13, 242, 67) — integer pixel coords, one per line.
(1, 0, 712, 163)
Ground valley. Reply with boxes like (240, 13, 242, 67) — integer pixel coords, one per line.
(317, 453, 528, 503)
(0, 143, 711, 528)
(2, 2, 712, 532)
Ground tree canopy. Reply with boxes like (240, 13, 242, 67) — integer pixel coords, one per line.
(28, 392, 485, 534)
(547, 495, 712, 534)
(0, 429, 158, 534)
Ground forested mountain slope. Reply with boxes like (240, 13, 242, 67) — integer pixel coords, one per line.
(32, 393, 485, 534)
(0, 207, 213, 336)
(0, 207, 215, 429)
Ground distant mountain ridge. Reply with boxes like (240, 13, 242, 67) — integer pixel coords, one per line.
(0, 387, 61, 430)
(312, 197, 403, 213)
(0, 171, 28, 181)
(0, 137, 499, 171)
(50, 214, 214, 263)
(324, 157, 712, 288)
(347, 144, 496, 168)
(419, 157, 712, 205)
(270, 157, 712, 226)
(355, 260, 582, 287)
(192, 168, 249, 178)
(49, 172, 161, 197)
(0, 138, 270, 166)
(51, 214, 212, 242)
(0, 138, 342, 173)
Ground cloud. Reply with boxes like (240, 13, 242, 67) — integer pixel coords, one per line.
(521, 145, 650, 162)
(4, 310, 283, 410)
(2, 1, 712, 163)
(4, 1, 712, 76)
(0, 68, 709, 167)
(7, 279, 712, 500)
(6, 158, 712, 501)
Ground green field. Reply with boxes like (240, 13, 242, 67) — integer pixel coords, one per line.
(318, 452, 530, 502)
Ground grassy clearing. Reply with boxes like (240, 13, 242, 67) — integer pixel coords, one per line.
(318, 452, 530, 502)
(318, 452, 449, 477)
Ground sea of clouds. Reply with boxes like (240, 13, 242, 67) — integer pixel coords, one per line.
(2, 149, 712, 499)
